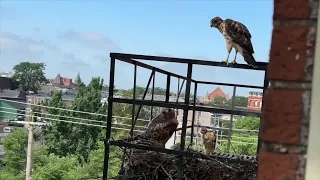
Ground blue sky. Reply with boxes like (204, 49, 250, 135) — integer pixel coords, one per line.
(0, 1, 273, 97)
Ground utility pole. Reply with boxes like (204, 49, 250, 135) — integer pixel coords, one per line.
(14, 120, 46, 180)
(25, 123, 33, 180)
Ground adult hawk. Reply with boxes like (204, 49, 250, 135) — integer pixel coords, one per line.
(210, 16, 257, 68)
(122, 108, 179, 149)
(201, 127, 217, 155)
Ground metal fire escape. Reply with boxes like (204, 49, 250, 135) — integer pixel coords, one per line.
(102, 52, 269, 180)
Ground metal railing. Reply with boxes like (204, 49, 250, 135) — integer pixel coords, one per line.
(101, 52, 269, 180)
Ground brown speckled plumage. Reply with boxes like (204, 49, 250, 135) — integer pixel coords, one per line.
(201, 127, 217, 156)
(210, 16, 257, 68)
(122, 108, 178, 150)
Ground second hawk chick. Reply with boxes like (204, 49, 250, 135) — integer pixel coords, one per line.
(210, 16, 257, 68)
(201, 127, 217, 156)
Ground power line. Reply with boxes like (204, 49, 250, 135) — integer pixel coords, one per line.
(0, 110, 257, 142)
(0, 111, 144, 133)
(0, 98, 151, 122)
(0, 98, 259, 133)
(0, 106, 148, 129)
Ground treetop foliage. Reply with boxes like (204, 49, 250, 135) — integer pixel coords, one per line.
(12, 62, 47, 93)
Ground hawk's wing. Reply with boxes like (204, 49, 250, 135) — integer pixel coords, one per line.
(122, 122, 177, 148)
(224, 19, 254, 54)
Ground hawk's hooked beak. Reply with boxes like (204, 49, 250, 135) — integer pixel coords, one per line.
(210, 23, 214, 28)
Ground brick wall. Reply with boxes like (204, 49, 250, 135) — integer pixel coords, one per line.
(257, 0, 318, 179)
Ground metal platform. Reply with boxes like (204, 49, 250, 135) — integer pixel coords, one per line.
(102, 52, 269, 180)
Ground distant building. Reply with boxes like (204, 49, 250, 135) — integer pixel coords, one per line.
(247, 91, 263, 111)
(199, 87, 229, 104)
(0, 90, 27, 122)
(208, 87, 228, 101)
(48, 73, 78, 88)
(25, 90, 77, 121)
(0, 72, 13, 78)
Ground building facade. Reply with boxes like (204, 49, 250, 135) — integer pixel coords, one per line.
(247, 91, 263, 111)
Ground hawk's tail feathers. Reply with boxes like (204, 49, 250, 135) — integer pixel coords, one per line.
(243, 49, 258, 68)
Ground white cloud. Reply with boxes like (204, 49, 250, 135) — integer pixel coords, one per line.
(58, 30, 121, 51)
(0, 30, 90, 72)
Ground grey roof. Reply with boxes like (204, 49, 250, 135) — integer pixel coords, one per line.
(0, 90, 26, 99)
(40, 85, 55, 93)
(52, 74, 62, 84)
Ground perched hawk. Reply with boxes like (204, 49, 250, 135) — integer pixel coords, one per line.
(210, 16, 257, 68)
(201, 127, 217, 156)
(122, 108, 179, 149)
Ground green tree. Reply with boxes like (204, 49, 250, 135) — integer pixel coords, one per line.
(31, 154, 80, 180)
(228, 96, 248, 107)
(42, 90, 73, 157)
(11, 62, 47, 93)
(70, 77, 107, 162)
(2, 129, 28, 176)
(75, 72, 82, 84)
(208, 95, 228, 105)
(234, 117, 260, 130)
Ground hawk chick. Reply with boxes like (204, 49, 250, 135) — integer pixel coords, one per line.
(210, 16, 257, 68)
(201, 127, 217, 156)
(123, 108, 179, 149)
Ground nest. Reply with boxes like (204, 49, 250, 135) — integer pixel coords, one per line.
(114, 150, 257, 180)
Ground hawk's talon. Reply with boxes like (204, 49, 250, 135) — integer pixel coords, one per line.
(221, 60, 229, 66)
(232, 61, 237, 64)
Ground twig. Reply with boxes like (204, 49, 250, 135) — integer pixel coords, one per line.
(161, 165, 173, 180)
(196, 151, 240, 171)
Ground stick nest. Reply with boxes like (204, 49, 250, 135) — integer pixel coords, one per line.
(114, 150, 257, 180)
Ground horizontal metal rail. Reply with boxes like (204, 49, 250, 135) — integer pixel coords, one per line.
(175, 125, 259, 135)
(195, 80, 264, 89)
(112, 53, 266, 91)
(117, 56, 190, 81)
(109, 140, 256, 165)
(110, 97, 261, 117)
(111, 52, 268, 71)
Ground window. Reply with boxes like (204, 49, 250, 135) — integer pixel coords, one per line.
(260, 101, 263, 107)
(255, 101, 259, 107)
(249, 100, 253, 106)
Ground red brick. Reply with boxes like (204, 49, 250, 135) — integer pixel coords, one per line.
(261, 89, 303, 144)
(268, 26, 309, 81)
(274, 0, 309, 19)
(258, 150, 303, 180)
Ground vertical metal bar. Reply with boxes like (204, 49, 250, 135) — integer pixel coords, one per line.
(165, 75, 171, 103)
(102, 56, 115, 180)
(177, 79, 185, 100)
(177, 63, 192, 180)
(150, 70, 155, 121)
(130, 64, 137, 137)
(173, 78, 179, 145)
(133, 70, 155, 128)
(174, 131, 177, 145)
(226, 86, 236, 153)
(177, 78, 180, 100)
(256, 67, 269, 174)
(190, 82, 197, 144)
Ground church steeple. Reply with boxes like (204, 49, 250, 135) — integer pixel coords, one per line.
(205, 90, 209, 100)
